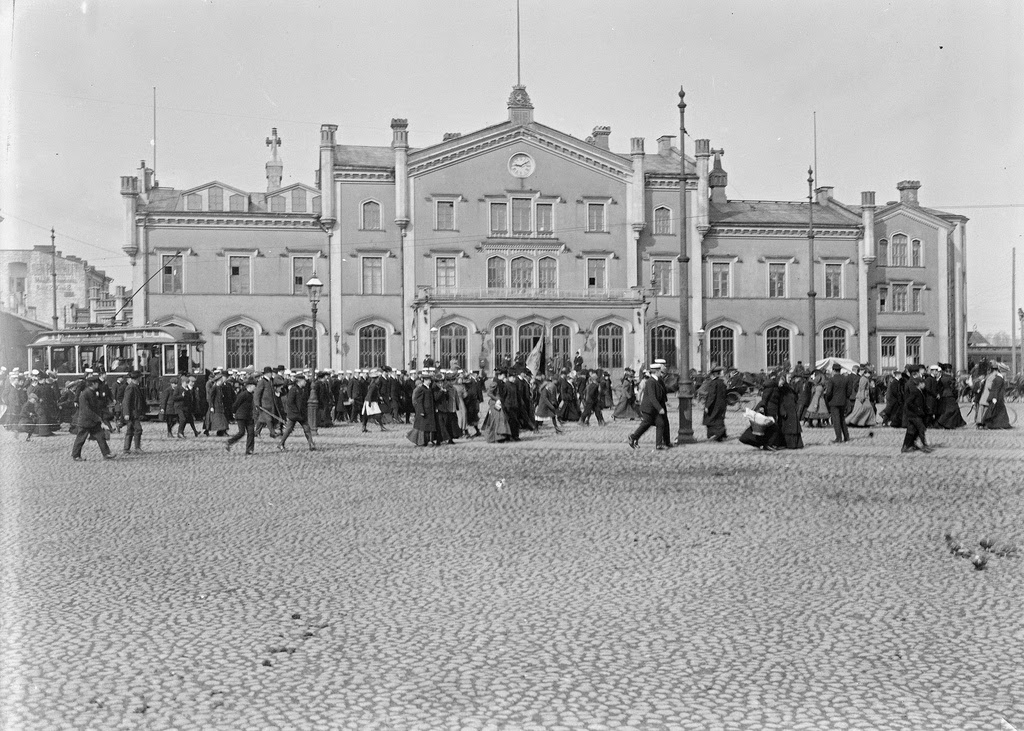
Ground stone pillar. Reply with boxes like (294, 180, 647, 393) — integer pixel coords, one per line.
(859, 191, 876, 363)
(628, 137, 645, 289)
(393, 119, 415, 365)
(695, 139, 711, 231)
(120, 176, 145, 326)
(319, 124, 341, 369)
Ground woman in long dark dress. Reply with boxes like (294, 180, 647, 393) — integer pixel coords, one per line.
(534, 374, 562, 433)
(979, 363, 1012, 429)
(407, 372, 441, 446)
(742, 370, 804, 450)
(481, 370, 514, 443)
(612, 369, 641, 420)
(934, 364, 967, 429)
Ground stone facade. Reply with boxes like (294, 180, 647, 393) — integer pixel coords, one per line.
(0, 246, 111, 327)
(121, 86, 969, 374)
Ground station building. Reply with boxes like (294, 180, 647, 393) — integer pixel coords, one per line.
(121, 86, 968, 375)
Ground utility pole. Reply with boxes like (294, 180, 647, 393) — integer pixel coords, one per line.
(676, 87, 695, 444)
(1012, 247, 1018, 376)
(806, 168, 817, 366)
(50, 228, 59, 330)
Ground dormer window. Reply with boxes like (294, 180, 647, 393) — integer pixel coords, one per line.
(229, 194, 246, 212)
(208, 187, 223, 211)
(270, 195, 285, 213)
(186, 194, 202, 211)
(291, 189, 306, 213)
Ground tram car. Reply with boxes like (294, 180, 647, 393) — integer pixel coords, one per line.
(26, 324, 205, 409)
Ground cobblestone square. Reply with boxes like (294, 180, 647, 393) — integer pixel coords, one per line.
(1, 407, 1022, 730)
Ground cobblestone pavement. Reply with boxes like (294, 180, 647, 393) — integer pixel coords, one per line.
(1, 404, 1022, 730)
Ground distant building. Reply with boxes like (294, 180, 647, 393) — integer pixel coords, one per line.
(0, 245, 115, 327)
(121, 85, 969, 374)
(0, 309, 48, 369)
(966, 331, 1015, 370)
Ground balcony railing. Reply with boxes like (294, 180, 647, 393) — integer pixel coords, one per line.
(423, 286, 643, 302)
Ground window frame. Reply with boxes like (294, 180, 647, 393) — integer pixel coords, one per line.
(767, 260, 789, 299)
(291, 189, 306, 214)
(551, 324, 571, 368)
(878, 239, 888, 267)
(653, 206, 673, 236)
(435, 256, 457, 289)
(586, 257, 607, 290)
(538, 256, 558, 290)
(596, 322, 624, 369)
(710, 260, 733, 298)
(435, 199, 457, 231)
(439, 322, 468, 371)
(358, 324, 388, 369)
(823, 262, 844, 299)
(361, 200, 383, 231)
(489, 202, 508, 235)
(510, 256, 534, 290)
(879, 336, 898, 370)
(208, 187, 223, 212)
(905, 335, 922, 365)
(911, 239, 922, 267)
(291, 255, 316, 296)
(224, 323, 255, 370)
(652, 259, 674, 296)
(186, 193, 202, 211)
(360, 255, 384, 295)
(890, 233, 909, 267)
(708, 325, 735, 370)
(493, 324, 514, 368)
(586, 202, 608, 233)
(227, 254, 253, 295)
(229, 193, 246, 212)
(650, 324, 677, 368)
(821, 325, 847, 359)
(878, 285, 889, 313)
(487, 256, 507, 289)
(289, 324, 316, 370)
(765, 325, 792, 370)
(161, 254, 183, 294)
(270, 195, 286, 213)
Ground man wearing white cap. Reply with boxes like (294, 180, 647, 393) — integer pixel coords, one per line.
(627, 362, 669, 450)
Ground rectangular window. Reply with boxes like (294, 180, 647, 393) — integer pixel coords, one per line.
(291, 189, 306, 213)
(878, 285, 888, 313)
(229, 256, 251, 294)
(711, 262, 730, 298)
(824, 263, 842, 299)
(538, 258, 557, 289)
(162, 255, 182, 293)
(587, 258, 606, 289)
(270, 195, 286, 213)
(229, 194, 245, 212)
(652, 260, 673, 296)
(890, 235, 908, 266)
(436, 200, 455, 230)
(362, 256, 383, 295)
(880, 336, 897, 369)
(768, 262, 787, 298)
(912, 287, 922, 313)
(511, 198, 532, 234)
(892, 283, 909, 312)
(187, 194, 202, 211)
(536, 203, 553, 234)
(292, 256, 314, 296)
(436, 257, 456, 288)
(906, 335, 922, 365)
(490, 202, 507, 235)
(586, 203, 606, 232)
(208, 188, 223, 211)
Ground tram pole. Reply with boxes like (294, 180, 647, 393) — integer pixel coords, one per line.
(50, 229, 59, 330)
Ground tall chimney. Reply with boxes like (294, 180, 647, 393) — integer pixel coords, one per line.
(392, 119, 410, 229)
(319, 124, 337, 220)
(695, 139, 711, 228)
(591, 126, 611, 150)
(815, 186, 834, 205)
(897, 180, 921, 206)
(861, 191, 877, 260)
(657, 135, 675, 156)
(709, 149, 728, 204)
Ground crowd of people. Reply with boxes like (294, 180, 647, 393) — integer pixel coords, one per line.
(0, 355, 1014, 461)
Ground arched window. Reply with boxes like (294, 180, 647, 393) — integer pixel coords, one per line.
(878, 239, 888, 266)
(358, 325, 387, 368)
(597, 323, 624, 369)
(519, 322, 544, 357)
(439, 323, 468, 371)
(650, 325, 677, 368)
(911, 239, 922, 267)
(487, 257, 506, 289)
(362, 201, 381, 230)
(493, 324, 513, 368)
(538, 257, 557, 290)
(510, 257, 533, 289)
(653, 206, 672, 235)
(765, 325, 791, 370)
(890, 234, 908, 267)
(225, 324, 254, 369)
(822, 326, 847, 359)
(289, 325, 316, 370)
(552, 324, 571, 370)
(709, 326, 735, 370)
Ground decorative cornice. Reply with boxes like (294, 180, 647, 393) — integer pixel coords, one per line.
(334, 169, 395, 182)
(423, 249, 470, 258)
(707, 226, 860, 238)
(476, 240, 566, 255)
(138, 214, 323, 229)
(408, 126, 632, 181)
(645, 176, 698, 190)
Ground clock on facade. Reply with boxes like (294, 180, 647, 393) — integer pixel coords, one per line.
(508, 153, 535, 178)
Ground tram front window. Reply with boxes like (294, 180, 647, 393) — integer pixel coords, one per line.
(30, 348, 47, 372)
(51, 346, 76, 373)
(80, 345, 104, 373)
(107, 344, 134, 372)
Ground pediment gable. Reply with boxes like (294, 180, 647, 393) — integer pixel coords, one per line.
(180, 181, 249, 198)
(268, 182, 320, 196)
(407, 121, 634, 181)
(877, 204, 952, 231)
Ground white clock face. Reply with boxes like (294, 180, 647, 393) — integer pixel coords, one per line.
(508, 153, 535, 178)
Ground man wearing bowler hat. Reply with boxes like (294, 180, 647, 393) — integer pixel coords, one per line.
(703, 365, 728, 442)
(121, 369, 147, 454)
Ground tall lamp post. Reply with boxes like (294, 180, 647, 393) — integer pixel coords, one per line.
(676, 87, 695, 444)
(306, 276, 323, 435)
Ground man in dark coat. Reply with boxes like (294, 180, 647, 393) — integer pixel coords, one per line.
(279, 374, 316, 451)
(408, 372, 440, 446)
(902, 365, 932, 453)
(823, 363, 856, 443)
(226, 378, 257, 455)
(253, 367, 280, 437)
(702, 365, 728, 442)
(71, 374, 114, 461)
(578, 372, 606, 426)
(121, 370, 147, 454)
(883, 371, 905, 427)
(628, 363, 669, 449)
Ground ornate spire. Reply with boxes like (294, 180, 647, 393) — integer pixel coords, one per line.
(507, 85, 534, 125)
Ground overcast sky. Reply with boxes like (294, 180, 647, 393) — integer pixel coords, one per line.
(1, 0, 1021, 335)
